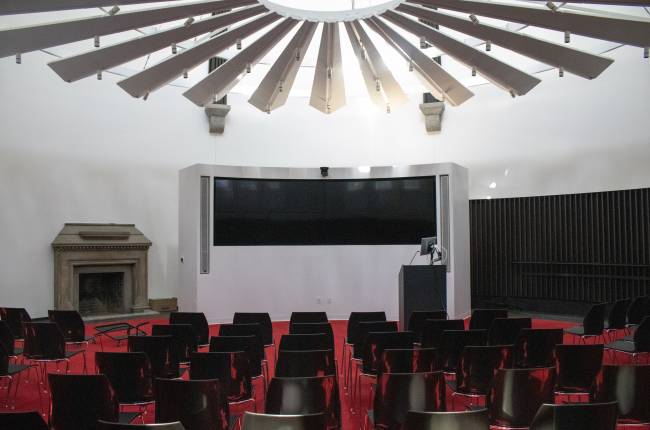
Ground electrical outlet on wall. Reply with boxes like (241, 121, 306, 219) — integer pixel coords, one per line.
(316, 297, 322, 304)
(327, 298, 332, 304)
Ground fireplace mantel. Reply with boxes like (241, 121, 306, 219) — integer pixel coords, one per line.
(52, 223, 152, 313)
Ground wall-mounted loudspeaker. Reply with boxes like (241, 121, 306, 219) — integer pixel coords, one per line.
(440, 174, 451, 272)
(200, 176, 210, 274)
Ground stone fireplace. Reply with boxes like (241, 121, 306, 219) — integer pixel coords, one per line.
(52, 223, 152, 316)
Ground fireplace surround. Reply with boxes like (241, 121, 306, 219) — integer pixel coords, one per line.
(52, 223, 152, 315)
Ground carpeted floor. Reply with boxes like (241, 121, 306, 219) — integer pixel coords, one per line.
(4, 317, 648, 429)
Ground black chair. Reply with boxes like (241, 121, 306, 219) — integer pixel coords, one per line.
(49, 373, 138, 430)
(366, 372, 446, 430)
(289, 323, 335, 350)
(152, 324, 197, 365)
(23, 322, 86, 383)
(627, 296, 650, 327)
(438, 330, 488, 372)
(468, 309, 508, 331)
(219, 324, 267, 381)
(276, 349, 336, 377)
(233, 312, 274, 360)
(565, 303, 607, 343)
(513, 328, 564, 368)
(265, 375, 340, 429)
(210, 335, 265, 399)
(0, 307, 31, 340)
(595, 364, 650, 425)
(488, 317, 532, 346)
(403, 409, 490, 430)
(449, 345, 513, 409)
(379, 348, 438, 374)
(0, 343, 34, 409)
(169, 312, 210, 347)
(127, 335, 180, 379)
(0, 411, 49, 430)
(189, 351, 254, 405)
(0, 320, 22, 358)
(279, 334, 332, 352)
(155, 378, 230, 430)
(289, 312, 328, 325)
(420, 319, 465, 349)
(344, 312, 387, 387)
(529, 401, 618, 430)
(95, 352, 155, 414)
(555, 344, 603, 400)
(407, 311, 447, 341)
(48, 309, 94, 345)
(605, 315, 650, 364)
(98, 422, 185, 430)
(603, 299, 631, 341)
(241, 412, 326, 430)
(353, 321, 399, 360)
(488, 367, 556, 429)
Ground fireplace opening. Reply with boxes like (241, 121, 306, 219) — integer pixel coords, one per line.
(78, 272, 126, 316)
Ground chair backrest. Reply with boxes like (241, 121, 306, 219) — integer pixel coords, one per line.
(265, 375, 340, 429)
(275, 349, 336, 377)
(0, 320, 16, 356)
(289, 312, 328, 325)
(488, 317, 532, 346)
(489, 367, 556, 429)
(190, 351, 252, 402)
(361, 331, 415, 374)
(0, 411, 50, 430)
(438, 330, 488, 372)
(209, 335, 261, 377)
(513, 328, 564, 368)
(555, 344, 603, 394)
(380, 348, 438, 374)
(420, 319, 465, 349)
(97, 422, 185, 430)
(347, 312, 387, 344)
(49, 373, 119, 430)
(530, 401, 618, 430)
(0, 343, 9, 376)
(242, 412, 326, 430)
(627, 296, 649, 326)
(595, 364, 650, 423)
(0, 307, 31, 339)
(606, 299, 631, 330)
(233, 313, 273, 345)
(407, 311, 447, 341)
(279, 333, 332, 352)
(456, 345, 513, 395)
(169, 312, 209, 346)
(469, 309, 508, 331)
(373, 372, 446, 430)
(22, 322, 66, 360)
(48, 310, 86, 342)
(127, 335, 178, 378)
(633, 316, 650, 352)
(152, 324, 197, 364)
(353, 321, 398, 358)
(403, 409, 490, 430)
(155, 378, 229, 430)
(582, 303, 607, 335)
(289, 323, 334, 350)
(218, 323, 264, 360)
(95, 352, 154, 404)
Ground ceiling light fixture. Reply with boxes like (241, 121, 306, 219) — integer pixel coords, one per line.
(358, 166, 371, 173)
(489, 182, 496, 189)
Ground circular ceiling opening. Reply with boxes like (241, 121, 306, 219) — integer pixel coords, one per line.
(258, 0, 403, 21)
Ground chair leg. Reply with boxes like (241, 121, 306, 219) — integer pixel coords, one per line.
(3, 376, 12, 409)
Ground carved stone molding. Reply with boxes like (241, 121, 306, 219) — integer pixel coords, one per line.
(204, 103, 231, 134)
(419, 101, 445, 133)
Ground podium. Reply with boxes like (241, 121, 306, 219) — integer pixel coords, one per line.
(398, 265, 447, 331)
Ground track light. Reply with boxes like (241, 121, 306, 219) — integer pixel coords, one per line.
(295, 48, 301, 61)
(644, 47, 649, 58)
(486, 40, 491, 51)
(469, 14, 479, 25)
(559, 67, 564, 77)
(327, 67, 332, 79)
(171, 43, 177, 54)
(408, 60, 414, 72)
(546, 1, 559, 12)
(143, 92, 149, 101)
(94, 35, 100, 48)
(564, 31, 570, 43)
(278, 80, 284, 93)
(471, 66, 476, 76)
(15, 53, 21, 64)
(183, 69, 188, 79)
(246, 63, 251, 73)
(361, 48, 366, 61)
(386, 104, 391, 114)
(107, 5, 120, 16)
(236, 38, 242, 50)
(420, 37, 427, 49)
(97, 70, 102, 80)
(375, 79, 381, 92)
(184, 17, 194, 27)
(509, 89, 515, 98)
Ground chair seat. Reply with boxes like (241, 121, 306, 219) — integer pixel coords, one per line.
(622, 334, 634, 341)
(446, 379, 488, 396)
(565, 326, 602, 336)
(65, 350, 83, 359)
(12, 347, 23, 356)
(117, 411, 142, 424)
(6, 363, 31, 376)
(605, 340, 641, 353)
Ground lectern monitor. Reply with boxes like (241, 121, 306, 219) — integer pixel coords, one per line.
(213, 176, 436, 245)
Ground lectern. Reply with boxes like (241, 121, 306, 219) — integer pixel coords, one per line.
(398, 265, 447, 331)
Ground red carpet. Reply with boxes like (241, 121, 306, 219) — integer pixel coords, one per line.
(5, 317, 648, 429)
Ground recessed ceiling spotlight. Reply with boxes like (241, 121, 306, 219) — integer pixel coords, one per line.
(486, 195, 492, 200)
(504, 169, 510, 176)
(489, 182, 497, 189)
(358, 166, 371, 173)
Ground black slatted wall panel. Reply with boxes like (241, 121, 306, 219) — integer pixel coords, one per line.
(470, 188, 650, 315)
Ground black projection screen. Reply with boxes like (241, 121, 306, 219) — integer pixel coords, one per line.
(213, 176, 436, 246)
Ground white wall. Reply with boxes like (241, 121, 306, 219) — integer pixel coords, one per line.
(1, 45, 649, 317)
